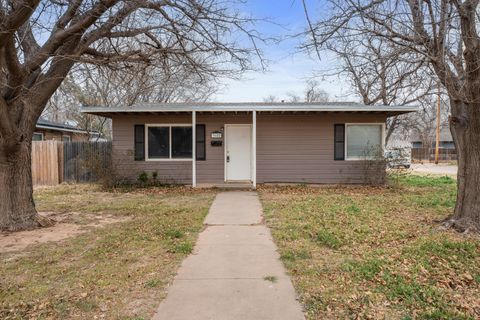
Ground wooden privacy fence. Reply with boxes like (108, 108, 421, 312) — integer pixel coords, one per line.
(31, 141, 62, 185)
(31, 141, 112, 185)
(411, 147, 457, 162)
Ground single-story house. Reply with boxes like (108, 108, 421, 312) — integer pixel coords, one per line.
(81, 102, 416, 187)
(34, 118, 93, 142)
(411, 127, 455, 149)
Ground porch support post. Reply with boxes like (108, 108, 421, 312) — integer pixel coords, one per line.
(252, 110, 257, 189)
(192, 111, 196, 188)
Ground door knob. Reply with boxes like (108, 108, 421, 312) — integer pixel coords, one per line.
(227, 155, 230, 162)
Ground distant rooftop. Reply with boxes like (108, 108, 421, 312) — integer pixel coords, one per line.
(81, 102, 417, 117)
(36, 118, 89, 134)
(411, 127, 453, 142)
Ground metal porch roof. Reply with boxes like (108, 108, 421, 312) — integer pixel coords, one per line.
(81, 102, 417, 117)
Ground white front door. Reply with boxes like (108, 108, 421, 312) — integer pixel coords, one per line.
(226, 125, 252, 181)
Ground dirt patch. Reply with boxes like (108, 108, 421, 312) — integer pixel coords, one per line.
(0, 212, 130, 254)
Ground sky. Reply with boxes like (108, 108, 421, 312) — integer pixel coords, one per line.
(213, 0, 354, 102)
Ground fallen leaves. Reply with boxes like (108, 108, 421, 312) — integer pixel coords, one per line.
(260, 174, 480, 319)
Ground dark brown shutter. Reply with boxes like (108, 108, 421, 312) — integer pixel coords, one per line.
(334, 124, 345, 160)
(134, 124, 145, 161)
(196, 124, 206, 161)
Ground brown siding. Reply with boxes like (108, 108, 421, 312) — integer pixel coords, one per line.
(111, 112, 387, 184)
(111, 113, 251, 184)
(257, 113, 386, 184)
(197, 114, 251, 183)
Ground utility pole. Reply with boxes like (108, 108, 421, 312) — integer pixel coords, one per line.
(435, 83, 441, 165)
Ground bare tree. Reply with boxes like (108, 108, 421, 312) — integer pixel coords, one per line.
(0, 0, 263, 231)
(304, 79, 329, 103)
(304, 27, 434, 144)
(263, 80, 330, 103)
(286, 91, 302, 102)
(43, 56, 221, 139)
(302, 0, 480, 232)
(400, 95, 451, 148)
(263, 94, 279, 102)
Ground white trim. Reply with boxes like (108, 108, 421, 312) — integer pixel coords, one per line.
(81, 104, 418, 115)
(192, 112, 196, 187)
(33, 132, 44, 141)
(344, 123, 386, 161)
(62, 135, 71, 142)
(252, 111, 257, 189)
(145, 124, 193, 161)
(224, 124, 253, 182)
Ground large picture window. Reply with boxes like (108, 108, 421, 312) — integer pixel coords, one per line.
(345, 124, 383, 160)
(146, 124, 205, 161)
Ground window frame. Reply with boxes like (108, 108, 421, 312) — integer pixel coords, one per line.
(33, 132, 44, 141)
(344, 123, 385, 161)
(62, 135, 71, 142)
(145, 124, 193, 161)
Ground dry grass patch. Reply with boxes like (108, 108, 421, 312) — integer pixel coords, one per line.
(0, 184, 216, 319)
(259, 174, 479, 320)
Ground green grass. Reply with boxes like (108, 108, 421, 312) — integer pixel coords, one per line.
(343, 258, 384, 281)
(259, 173, 479, 319)
(315, 229, 343, 249)
(396, 174, 455, 187)
(0, 184, 216, 319)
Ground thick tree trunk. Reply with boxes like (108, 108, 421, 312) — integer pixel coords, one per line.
(0, 140, 48, 231)
(444, 100, 480, 232)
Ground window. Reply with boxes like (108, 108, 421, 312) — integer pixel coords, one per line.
(146, 125, 191, 160)
(345, 124, 383, 160)
(412, 141, 423, 149)
(32, 132, 43, 141)
(433, 141, 455, 149)
(62, 135, 71, 142)
(171, 127, 192, 158)
(145, 124, 206, 161)
(196, 124, 206, 161)
(148, 126, 170, 159)
(334, 124, 345, 160)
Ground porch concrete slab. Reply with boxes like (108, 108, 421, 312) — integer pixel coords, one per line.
(153, 191, 304, 320)
(204, 191, 262, 225)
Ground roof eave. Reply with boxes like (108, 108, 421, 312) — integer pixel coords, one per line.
(81, 107, 417, 118)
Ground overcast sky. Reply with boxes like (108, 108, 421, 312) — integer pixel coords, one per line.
(213, 0, 355, 102)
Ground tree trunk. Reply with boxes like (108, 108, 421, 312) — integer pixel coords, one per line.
(444, 100, 480, 232)
(0, 140, 48, 231)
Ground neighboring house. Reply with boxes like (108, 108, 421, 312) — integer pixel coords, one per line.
(411, 127, 455, 149)
(410, 127, 456, 162)
(82, 102, 416, 186)
(34, 118, 94, 142)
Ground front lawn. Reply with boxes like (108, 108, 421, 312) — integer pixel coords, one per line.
(260, 174, 480, 319)
(0, 185, 216, 319)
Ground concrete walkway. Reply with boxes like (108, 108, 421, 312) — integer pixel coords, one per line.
(153, 191, 304, 320)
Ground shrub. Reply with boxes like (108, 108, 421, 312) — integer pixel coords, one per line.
(137, 171, 149, 184)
